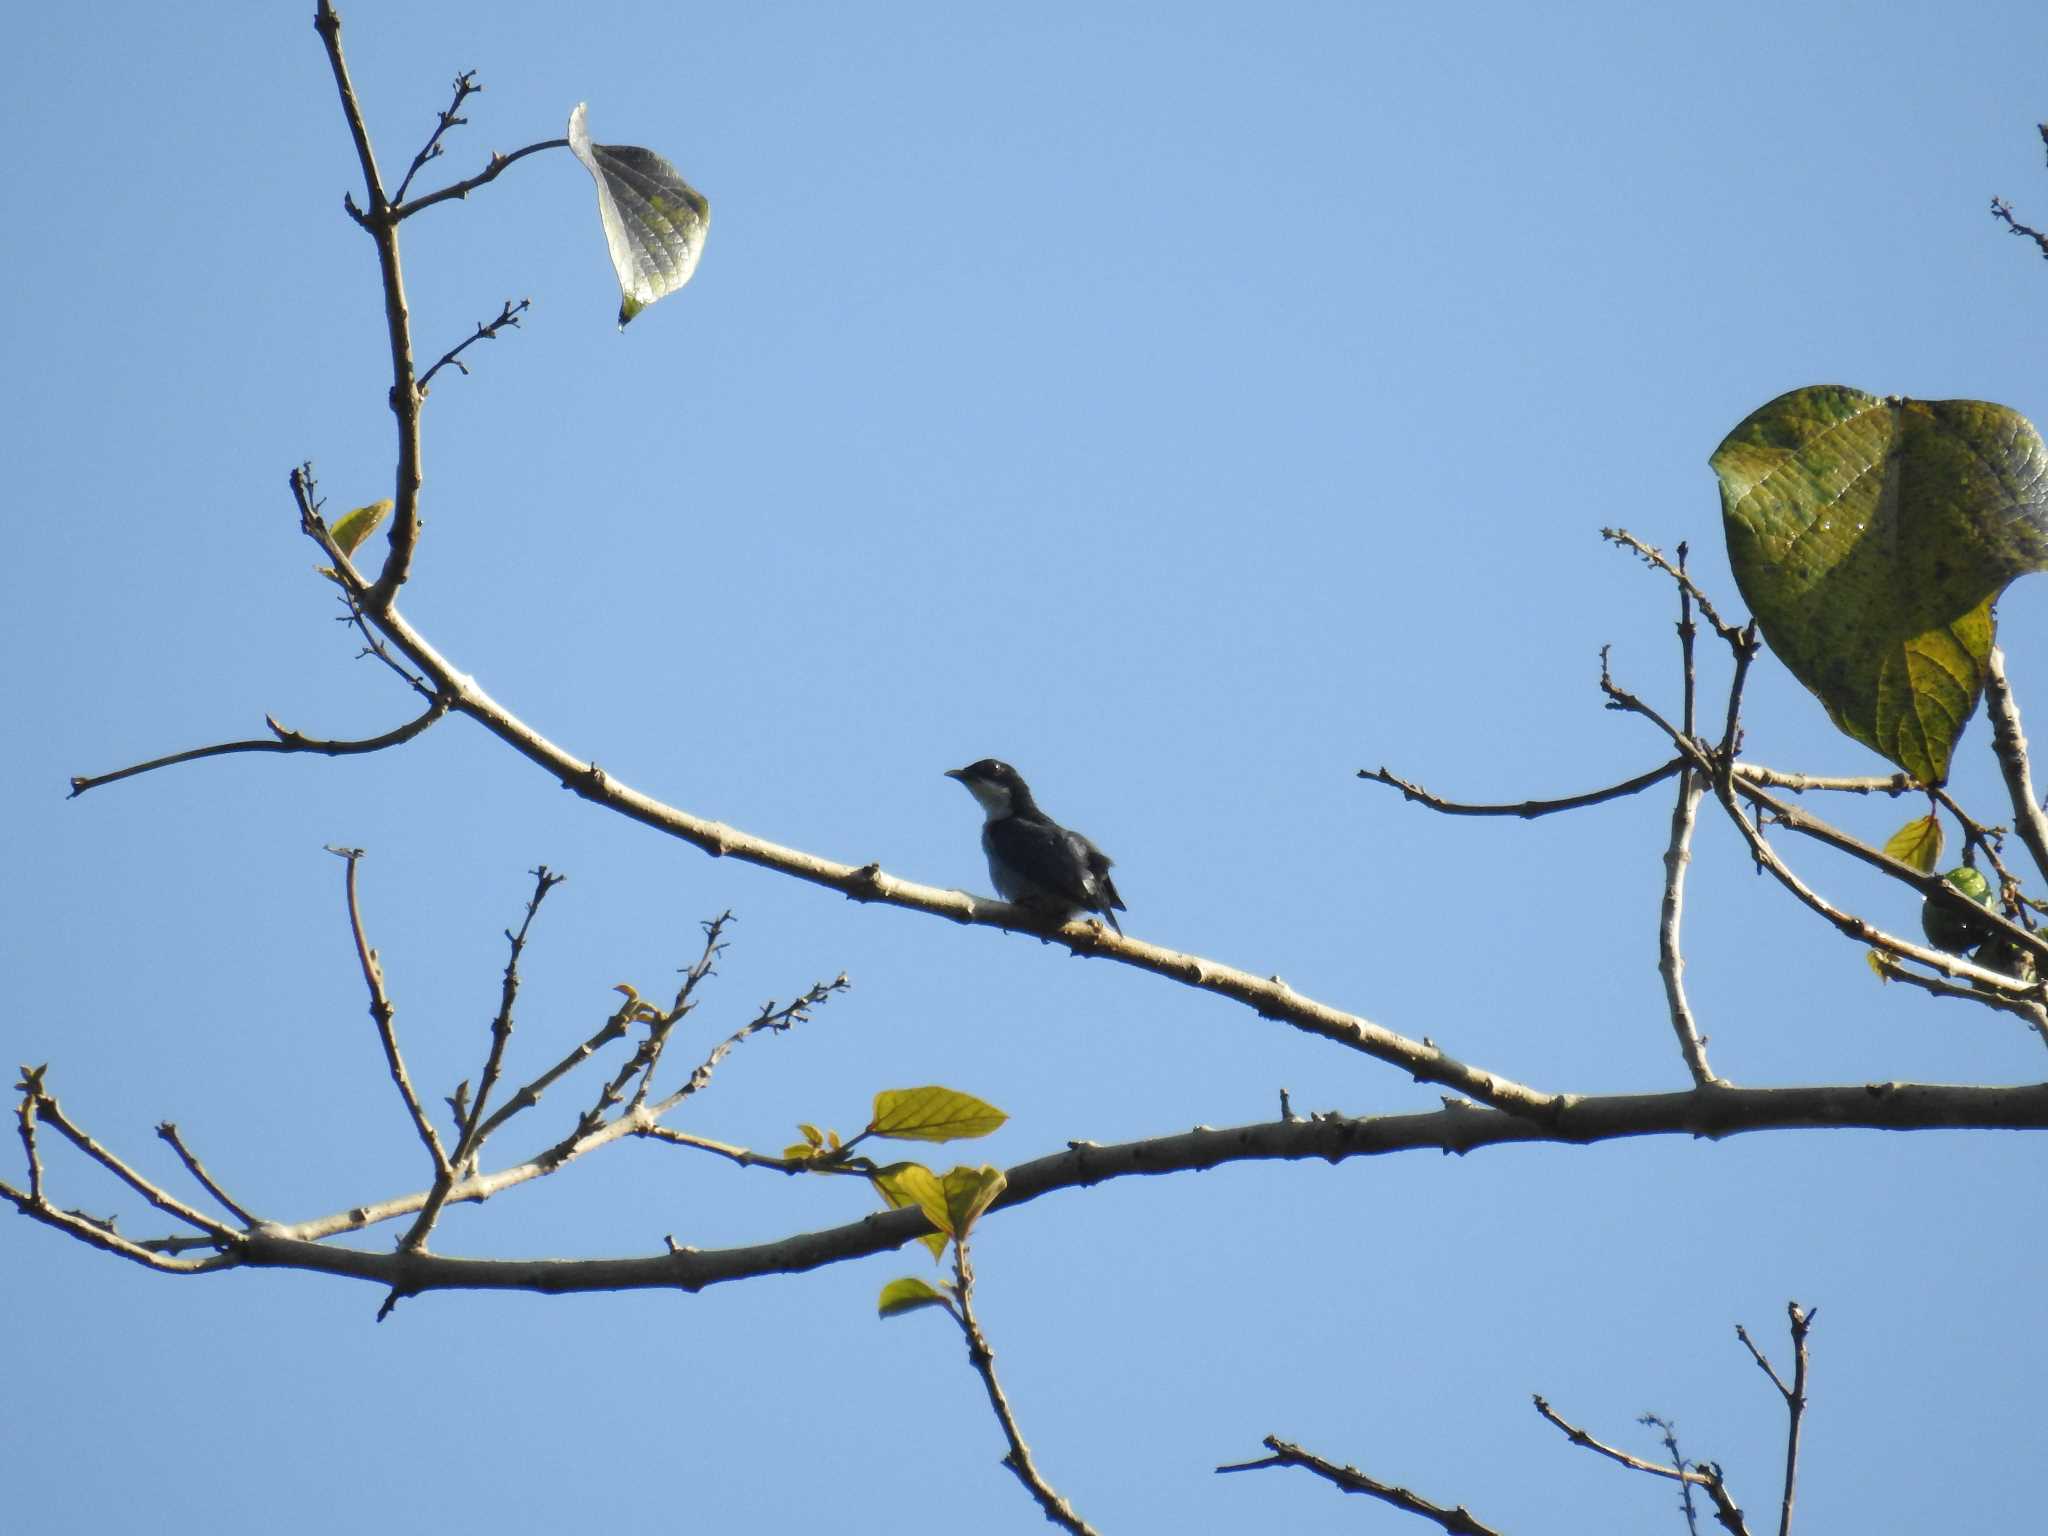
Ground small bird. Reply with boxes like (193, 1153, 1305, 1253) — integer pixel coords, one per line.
(945, 759, 1126, 934)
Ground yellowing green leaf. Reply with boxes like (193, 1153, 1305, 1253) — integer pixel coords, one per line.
(330, 498, 393, 558)
(782, 1143, 819, 1162)
(940, 1165, 1007, 1242)
(1883, 813, 1944, 874)
(796, 1122, 825, 1148)
(870, 1086, 1008, 1144)
(1712, 387, 2048, 783)
(871, 1161, 950, 1235)
(877, 1277, 948, 1319)
(1867, 949, 1891, 980)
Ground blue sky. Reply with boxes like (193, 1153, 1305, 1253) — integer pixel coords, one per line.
(8, 3, 2048, 1530)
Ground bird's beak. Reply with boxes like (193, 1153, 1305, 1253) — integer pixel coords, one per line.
(943, 767, 966, 782)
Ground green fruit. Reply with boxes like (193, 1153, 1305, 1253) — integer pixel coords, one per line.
(1921, 866, 1997, 954)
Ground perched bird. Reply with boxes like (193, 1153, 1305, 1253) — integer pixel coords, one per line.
(945, 759, 1126, 934)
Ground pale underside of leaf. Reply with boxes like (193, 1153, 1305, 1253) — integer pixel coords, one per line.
(567, 102, 709, 326)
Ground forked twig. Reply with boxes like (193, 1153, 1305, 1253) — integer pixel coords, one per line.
(1217, 1436, 1504, 1536)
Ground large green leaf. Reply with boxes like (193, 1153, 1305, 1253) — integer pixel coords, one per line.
(1711, 385, 2048, 783)
(567, 103, 709, 327)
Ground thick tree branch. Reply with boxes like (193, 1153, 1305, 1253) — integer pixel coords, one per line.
(1216, 1436, 1503, 1535)
(25, 1081, 2048, 1297)
(191, 571, 1548, 1116)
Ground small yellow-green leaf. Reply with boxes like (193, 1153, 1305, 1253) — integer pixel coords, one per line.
(1883, 814, 1944, 874)
(782, 1143, 819, 1162)
(940, 1165, 1008, 1242)
(871, 1161, 951, 1239)
(1867, 949, 1891, 980)
(796, 1122, 825, 1148)
(877, 1277, 948, 1319)
(330, 498, 393, 558)
(870, 1086, 1008, 1144)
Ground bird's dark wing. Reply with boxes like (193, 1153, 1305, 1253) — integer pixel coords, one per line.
(987, 816, 1126, 932)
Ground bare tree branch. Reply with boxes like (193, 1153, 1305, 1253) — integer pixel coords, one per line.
(951, 1243, 1100, 1536)
(312, 0, 426, 605)
(1983, 646, 2048, 886)
(1730, 765, 1918, 797)
(1533, 1396, 1751, 1536)
(400, 866, 566, 1252)
(1602, 528, 1745, 645)
(1991, 195, 2048, 259)
(25, 1081, 2048, 1297)
(1360, 759, 1682, 818)
(391, 69, 481, 207)
(394, 138, 569, 221)
(331, 847, 451, 1178)
(70, 696, 450, 797)
(1735, 1303, 1814, 1536)
(418, 298, 530, 393)
(156, 1122, 261, 1228)
(1216, 1436, 1504, 1536)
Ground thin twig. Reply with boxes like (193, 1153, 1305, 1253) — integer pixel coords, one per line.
(393, 138, 569, 221)
(1360, 759, 1682, 818)
(1660, 543, 1718, 1086)
(70, 695, 450, 796)
(953, 1242, 1100, 1536)
(1640, 1415, 1703, 1536)
(636, 1126, 825, 1174)
(456, 869, 565, 1160)
(1215, 1436, 1504, 1536)
(1866, 952, 2048, 1040)
(1983, 647, 2048, 887)
(417, 298, 530, 393)
(402, 866, 566, 1252)
(331, 847, 451, 1177)
(1602, 528, 1744, 644)
(1534, 1395, 1751, 1536)
(1991, 196, 2048, 260)
(392, 70, 481, 208)
(1659, 767, 1718, 1085)
(156, 1123, 260, 1227)
(28, 1088, 238, 1243)
(1735, 1303, 1814, 1536)
(16, 1064, 46, 1204)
